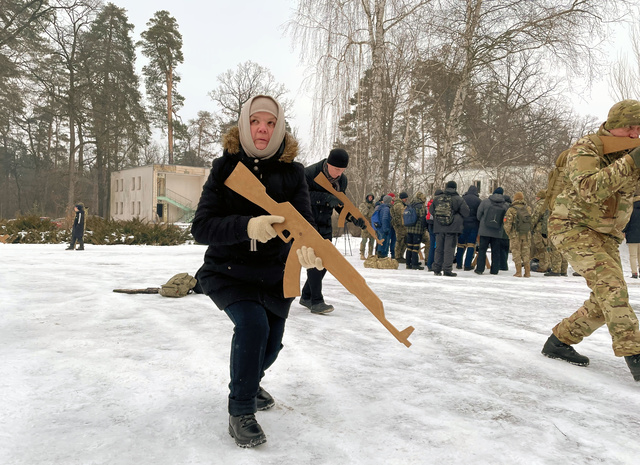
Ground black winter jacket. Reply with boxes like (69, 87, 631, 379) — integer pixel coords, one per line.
(191, 127, 315, 319)
(462, 186, 482, 229)
(72, 206, 85, 237)
(305, 159, 348, 239)
(624, 199, 640, 244)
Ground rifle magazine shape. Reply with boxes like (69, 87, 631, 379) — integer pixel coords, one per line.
(224, 162, 414, 347)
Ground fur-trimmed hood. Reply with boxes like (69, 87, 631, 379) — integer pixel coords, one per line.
(222, 126, 299, 163)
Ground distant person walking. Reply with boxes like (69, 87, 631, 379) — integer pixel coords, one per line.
(66, 203, 85, 251)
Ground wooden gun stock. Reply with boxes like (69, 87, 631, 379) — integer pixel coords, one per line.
(314, 173, 383, 245)
(600, 136, 640, 155)
(224, 163, 413, 347)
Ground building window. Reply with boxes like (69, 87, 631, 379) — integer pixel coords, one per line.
(131, 202, 135, 214)
(137, 176, 141, 190)
(474, 180, 481, 194)
(137, 201, 141, 215)
(490, 179, 498, 194)
(132, 177, 135, 190)
(120, 179, 123, 191)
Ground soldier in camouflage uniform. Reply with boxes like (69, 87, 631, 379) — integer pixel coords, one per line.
(530, 190, 549, 272)
(542, 99, 640, 382)
(545, 241, 568, 277)
(358, 193, 376, 259)
(391, 192, 409, 263)
(503, 192, 532, 277)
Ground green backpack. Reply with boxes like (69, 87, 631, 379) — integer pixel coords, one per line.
(159, 272, 197, 298)
(514, 206, 532, 234)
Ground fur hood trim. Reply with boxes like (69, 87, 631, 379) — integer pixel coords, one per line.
(223, 126, 299, 163)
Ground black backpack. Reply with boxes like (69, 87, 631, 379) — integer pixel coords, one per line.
(484, 203, 506, 230)
(514, 206, 532, 234)
(434, 193, 454, 226)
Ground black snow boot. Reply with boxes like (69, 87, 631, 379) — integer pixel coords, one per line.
(624, 354, 640, 381)
(541, 334, 589, 367)
(229, 414, 266, 448)
(256, 387, 275, 411)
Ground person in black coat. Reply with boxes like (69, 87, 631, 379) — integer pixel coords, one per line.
(429, 180, 470, 276)
(191, 95, 322, 448)
(66, 203, 85, 250)
(300, 149, 365, 314)
(456, 185, 481, 270)
(475, 187, 508, 274)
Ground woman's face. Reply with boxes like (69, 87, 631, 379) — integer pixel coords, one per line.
(250, 111, 277, 150)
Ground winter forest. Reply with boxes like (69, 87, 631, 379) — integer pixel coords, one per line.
(2, 0, 640, 221)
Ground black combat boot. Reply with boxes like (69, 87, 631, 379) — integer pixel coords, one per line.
(541, 334, 589, 366)
(229, 414, 266, 448)
(443, 271, 457, 277)
(624, 354, 640, 381)
(256, 387, 275, 411)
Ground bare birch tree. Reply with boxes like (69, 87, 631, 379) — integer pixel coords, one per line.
(287, 0, 432, 192)
(609, 21, 640, 101)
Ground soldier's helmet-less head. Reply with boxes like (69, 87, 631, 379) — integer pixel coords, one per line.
(606, 99, 640, 130)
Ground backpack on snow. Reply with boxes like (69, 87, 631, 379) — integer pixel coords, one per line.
(159, 272, 197, 298)
(513, 206, 532, 234)
(402, 203, 418, 226)
(371, 206, 382, 230)
(434, 193, 454, 226)
(484, 203, 506, 230)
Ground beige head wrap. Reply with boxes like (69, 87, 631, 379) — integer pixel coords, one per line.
(238, 95, 286, 159)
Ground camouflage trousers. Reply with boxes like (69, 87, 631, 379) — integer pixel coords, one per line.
(548, 239, 568, 274)
(394, 226, 407, 261)
(509, 234, 531, 268)
(549, 221, 640, 356)
(360, 228, 376, 257)
(531, 232, 549, 270)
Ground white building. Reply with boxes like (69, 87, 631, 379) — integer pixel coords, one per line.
(110, 164, 210, 223)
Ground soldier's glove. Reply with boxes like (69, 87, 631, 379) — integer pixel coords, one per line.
(630, 146, 640, 169)
(351, 217, 366, 229)
(247, 215, 285, 243)
(297, 246, 324, 270)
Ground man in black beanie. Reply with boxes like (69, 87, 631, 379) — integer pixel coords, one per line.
(300, 148, 365, 314)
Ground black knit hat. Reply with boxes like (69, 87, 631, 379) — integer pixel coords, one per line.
(399, 191, 409, 199)
(493, 187, 504, 195)
(446, 180, 457, 189)
(327, 148, 349, 168)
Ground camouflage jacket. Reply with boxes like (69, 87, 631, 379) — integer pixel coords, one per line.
(504, 199, 532, 238)
(359, 197, 376, 221)
(549, 124, 640, 241)
(530, 198, 547, 234)
(391, 199, 407, 231)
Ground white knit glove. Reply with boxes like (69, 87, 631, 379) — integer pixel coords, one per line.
(297, 246, 324, 270)
(247, 215, 285, 243)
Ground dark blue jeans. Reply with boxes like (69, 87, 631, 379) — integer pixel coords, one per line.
(224, 301, 286, 416)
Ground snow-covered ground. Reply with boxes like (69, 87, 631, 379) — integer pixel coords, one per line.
(3, 239, 640, 465)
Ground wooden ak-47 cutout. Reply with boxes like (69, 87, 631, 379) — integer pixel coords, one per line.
(224, 162, 414, 347)
(313, 173, 383, 245)
(600, 136, 640, 155)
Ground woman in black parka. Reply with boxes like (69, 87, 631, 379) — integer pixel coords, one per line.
(191, 96, 322, 448)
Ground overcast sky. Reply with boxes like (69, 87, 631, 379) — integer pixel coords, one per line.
(110, 0, 634, 162)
